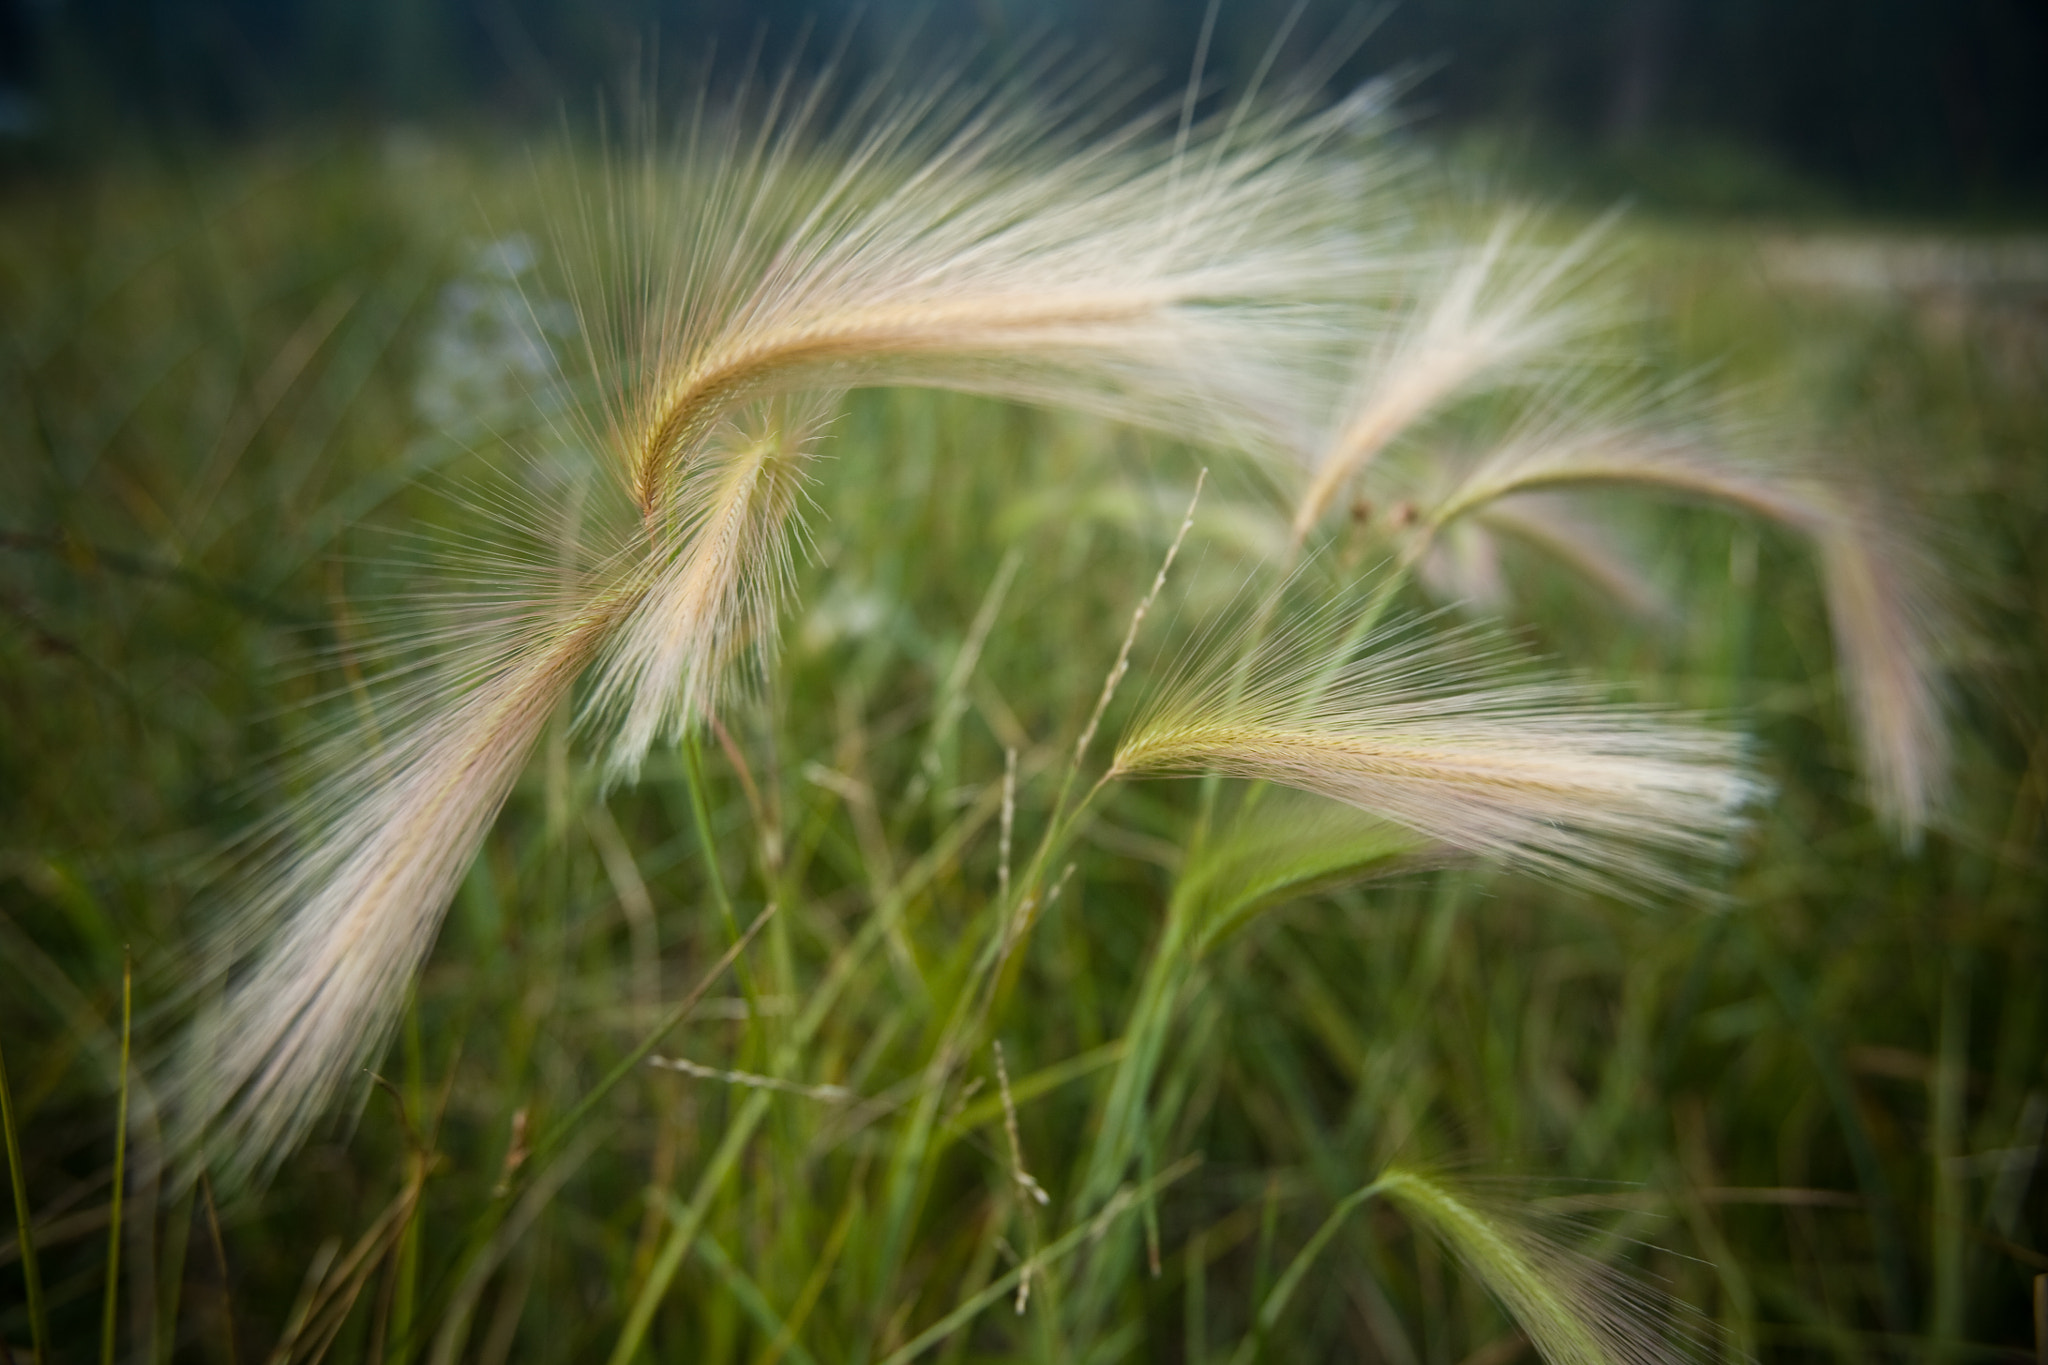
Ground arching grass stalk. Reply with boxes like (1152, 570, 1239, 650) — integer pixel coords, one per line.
(1074, 593, 1762, 1255)
(1224, 1167, 1705, 1365)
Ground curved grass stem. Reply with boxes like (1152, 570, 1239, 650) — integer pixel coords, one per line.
(0, 1019, 46, 1365)
(101, 951, 132, 1365)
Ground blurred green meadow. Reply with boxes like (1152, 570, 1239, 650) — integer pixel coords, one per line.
(1, 128, 2045, 1363)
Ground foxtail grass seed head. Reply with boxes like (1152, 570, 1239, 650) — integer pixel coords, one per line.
(1115, 609, 1764, 896)
(1375, 1168, 1713, 1365)
(581, 397, 835, 783)
(1290, 214, 1616, 546)
(1419, 414, 1952, 841)
(179, 601, 624, 1182)
(1273, 207, 1952, 841)
(564, 65, 1399, 531)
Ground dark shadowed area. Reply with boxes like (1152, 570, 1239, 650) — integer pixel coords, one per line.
(5, 0, 2047, 211)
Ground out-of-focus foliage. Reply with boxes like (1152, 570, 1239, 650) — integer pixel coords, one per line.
(4, 0, 2047, 212)
(0, 130, 2044, 1363)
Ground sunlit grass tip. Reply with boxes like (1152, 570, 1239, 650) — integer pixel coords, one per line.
(1290, 211, 1621, 546)
(1419, 406, 1953, 841)
(1114, 601, 1766, 896)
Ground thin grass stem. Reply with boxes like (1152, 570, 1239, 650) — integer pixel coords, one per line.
(524, 901, 776, 1181)
(690, 1226, 825, 1365)
(0, 1021, 47, 1365)
(418, 898, 771, 1363)
(102, 950, 133, 1365)
(613, 1088, 774, 1365)
(1746, 914, 1916, 1332)
(686, 733, 764, 1022)
(600, 803, 990, 1365)
(1226, 1178, 1390, 1365)
(1001, 470, 1209, 971)
(393, 1004, 423, 1363)
(200, 1177, 239, 1365)
(873, 1157, 1201, 1365)
(1071, 469, 1206, 776)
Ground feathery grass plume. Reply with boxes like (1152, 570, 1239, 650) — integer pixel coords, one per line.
(1374, 1167, 1709, 1365)
(1113, 605, 1762, 894)
(582, 397, 835, 782)
(1289, 213, 1615, 547)
(179, 560, 637, 1181)
(560, 62, 1404, 774)
(1420, 410, 1950, 840)
(568, 59, 1393, 505)
(176, 64, 1403, 1183)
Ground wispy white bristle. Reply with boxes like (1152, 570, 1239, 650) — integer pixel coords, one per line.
(1290, 214, 1613, 543)
(1458, 493, 1673, 622)
(180, 602, 622, 1180)
(1425, 418, 1951, 840)
(568, 67, 1400, 530)
(1115, 611, 1763, 894)
(583, 398, 833, 781)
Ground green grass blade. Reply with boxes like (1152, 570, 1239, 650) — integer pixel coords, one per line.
(611, 1088, 774, 1365)
(415, 905, 776, 1358)
(1226, 1178, 1388, 1365)
(1929, 950, 1969, 1362)
(392, 999, 424, 1362)
(101, 950, 132, 1365)
(689, 1224, 823, 1365)
(875, 1156, 1200, 1365)
(1176, 796, 1423, 954)
(942, 1041, 1124, 1137)
(1748, 918, 1917, 1330)
(0, 1023, 47, 1365)
(526, 901, 776, 1180)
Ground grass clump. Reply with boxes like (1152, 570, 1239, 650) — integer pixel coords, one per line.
(1, 55, 2044, 1365)
(173, 66, 1397, 1190)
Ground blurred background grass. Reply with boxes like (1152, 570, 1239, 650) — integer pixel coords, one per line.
(2, 4, 2046, 1361)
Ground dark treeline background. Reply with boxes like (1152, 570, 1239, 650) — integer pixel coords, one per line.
(2, 0, 2045, 213)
